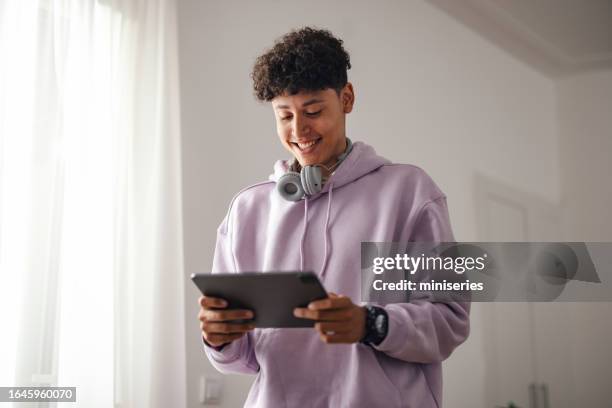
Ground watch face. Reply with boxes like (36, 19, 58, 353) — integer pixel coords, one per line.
(375, 313, 386, 332)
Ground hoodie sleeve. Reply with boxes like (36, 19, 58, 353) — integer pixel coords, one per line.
(203, 213, 260, 375)
(373, 196, 471, 363)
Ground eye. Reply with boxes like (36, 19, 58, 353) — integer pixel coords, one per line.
(280, 115, 292, 122)
(306, 110, 322, 117)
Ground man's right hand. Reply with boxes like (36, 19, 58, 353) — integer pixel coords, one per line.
(198, 296, 255, 348)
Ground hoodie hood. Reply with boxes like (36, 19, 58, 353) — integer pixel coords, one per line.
(269, 141, 391, 199)
(269, 141, 391, 277)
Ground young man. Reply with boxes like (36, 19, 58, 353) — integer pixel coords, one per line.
(198, 27, 469, 407)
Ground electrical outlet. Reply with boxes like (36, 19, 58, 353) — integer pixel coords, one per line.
(200, 376, 223, 405)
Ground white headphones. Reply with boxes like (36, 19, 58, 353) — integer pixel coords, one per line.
(276, 138, 353, 201)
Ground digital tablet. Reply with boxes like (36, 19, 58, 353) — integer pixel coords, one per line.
(191, 271, 328, 328)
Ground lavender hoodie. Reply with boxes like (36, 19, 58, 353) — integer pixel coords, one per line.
(204, 141, 470, 407)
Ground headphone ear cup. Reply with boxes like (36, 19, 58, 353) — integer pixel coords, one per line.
(276, 171, 304, 201)
(301, 166, 323, 196)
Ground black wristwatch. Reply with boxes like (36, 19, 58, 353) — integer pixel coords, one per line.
(360, 305, 388, 346)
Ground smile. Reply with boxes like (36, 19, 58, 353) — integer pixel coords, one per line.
(292, 138, 321, 152)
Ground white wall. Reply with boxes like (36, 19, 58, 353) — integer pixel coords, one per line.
(556, 70, 612, 408)
(557, 70, 612, 242)
(178, 1, 571, 407)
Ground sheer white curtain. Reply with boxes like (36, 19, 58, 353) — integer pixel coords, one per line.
(0, 1, 186, 407)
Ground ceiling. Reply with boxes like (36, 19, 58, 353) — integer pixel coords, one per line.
(428, 0, 612, 77)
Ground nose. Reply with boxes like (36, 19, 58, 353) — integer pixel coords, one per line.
(291, 114, 310, 139)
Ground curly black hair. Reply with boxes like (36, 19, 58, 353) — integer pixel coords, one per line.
(251, 27, 351, 101)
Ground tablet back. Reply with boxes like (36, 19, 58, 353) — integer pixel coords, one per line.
(191, 271, 327, 328)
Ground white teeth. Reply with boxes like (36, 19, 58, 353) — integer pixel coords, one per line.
(297, 140, 317, 149)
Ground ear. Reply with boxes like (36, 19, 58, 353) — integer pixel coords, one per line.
(341, 82, 355, 113)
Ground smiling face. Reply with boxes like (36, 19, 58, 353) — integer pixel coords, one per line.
(272, 83, 355, 167)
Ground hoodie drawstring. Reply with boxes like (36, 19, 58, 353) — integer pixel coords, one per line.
(299, 198, 309, 272)
(320, 182, 334, 277)
(299, 182, 334, 277)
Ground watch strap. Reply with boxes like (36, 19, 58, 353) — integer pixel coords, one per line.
(360, 305, 388, 346)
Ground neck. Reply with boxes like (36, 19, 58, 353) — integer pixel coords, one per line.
(322, 137, 348, 168)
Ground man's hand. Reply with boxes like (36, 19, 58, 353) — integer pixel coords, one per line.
(293, 293, 366, 344)
(198, 296, 255, 348)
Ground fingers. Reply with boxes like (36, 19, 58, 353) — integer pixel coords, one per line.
(198, 296, 256, 348)
(314, 320, 360, 344)
(203, 332, 245, 347)
(315, 321, 353, 334)
(293, 307, 352, 321)
(307, 295, 352, 311)
(202, 309, 254, 322)
(293, 295, 354, 321)
(199, 310, 256, 348)
(198, 296, 253, 322)
(199, 296, 227, 309)
(201, 320, 254, 347)
(292, 295, 366, 344)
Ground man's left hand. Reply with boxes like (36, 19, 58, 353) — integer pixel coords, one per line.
(293, 293, 366, 344)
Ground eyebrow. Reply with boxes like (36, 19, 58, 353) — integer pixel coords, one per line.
(275, 98, 324, 110)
